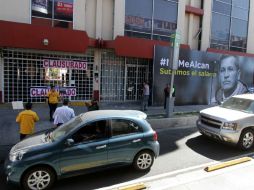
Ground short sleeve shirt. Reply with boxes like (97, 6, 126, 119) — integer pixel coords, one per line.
(16, 110, 39, 134)
(47, 90, 60, 104)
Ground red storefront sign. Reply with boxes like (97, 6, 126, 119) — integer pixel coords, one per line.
(56, 1, 73, 15)
(30, 86, 76, 97)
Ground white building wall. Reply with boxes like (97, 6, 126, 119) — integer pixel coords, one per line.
(200, 0, 212, 51)
(113, 0, 125, 38)
(73, 0, 86, 31)
(183, 14, 189, 45)
(177, 0, 185, 42)
(95, 0, 103, 38)
(182, 0, 202, 50)
(247, 0, 254, 54)
(74, 0, 115, 40)
(0, 0, 30, 24)
(102, 0, 114, 40)
(84, 0, 97, 38)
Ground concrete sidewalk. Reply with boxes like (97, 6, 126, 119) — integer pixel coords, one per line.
(100, 155, 254, 190)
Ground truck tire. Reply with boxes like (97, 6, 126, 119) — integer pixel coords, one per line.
(238, 129, 254, 150)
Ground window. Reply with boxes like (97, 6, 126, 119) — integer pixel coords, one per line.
(153, 0, 178, 38)
(72, 120, 108, 144)
(31, 0, 73, 29)
(210, 0, 249, 52)
(125, 0, 153, 39)
(211, 13, 230, 46)
(125, 0, 178, 41)
(111, 119, 142, 137)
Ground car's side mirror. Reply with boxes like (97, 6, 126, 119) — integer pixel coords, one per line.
(65, 138, 74, 146)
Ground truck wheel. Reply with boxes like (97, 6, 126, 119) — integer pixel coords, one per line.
(22, 166, 56, 190)
(238, 129, 254, 150)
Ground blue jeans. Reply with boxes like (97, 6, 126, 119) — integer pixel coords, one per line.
(141, 95, 149, 111)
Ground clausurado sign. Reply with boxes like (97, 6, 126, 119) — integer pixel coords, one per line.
(43, 59, 87, 70)
(30, 86, 76, 97)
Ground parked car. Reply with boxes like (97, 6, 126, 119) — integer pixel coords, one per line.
(5, 110, 159, 190)
(197, 94, 254, 150)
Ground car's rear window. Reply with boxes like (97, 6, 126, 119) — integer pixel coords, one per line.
(220, 97, 254, 113)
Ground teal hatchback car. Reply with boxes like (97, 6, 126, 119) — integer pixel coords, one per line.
(5, 110, 160, 190)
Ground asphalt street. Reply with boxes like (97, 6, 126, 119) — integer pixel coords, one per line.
(1, 125, 252, 190)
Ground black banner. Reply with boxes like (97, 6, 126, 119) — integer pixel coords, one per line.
(153, 46, 254, 106)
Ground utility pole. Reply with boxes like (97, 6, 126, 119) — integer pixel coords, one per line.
(166, 30, 181, 118)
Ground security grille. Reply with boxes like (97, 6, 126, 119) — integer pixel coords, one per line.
(125, 58, 149, 101)
(3, 48, 94, 103)
(101, 51, 150, 102)
(101, 51, 125, 102)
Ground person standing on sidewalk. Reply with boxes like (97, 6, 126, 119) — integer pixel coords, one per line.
(141, 81, 150, 111)
(164, 83, 170, 109)
(46, 85, 60, 121)
(53, 99, 75, 127)
(16, 102, 39, 141)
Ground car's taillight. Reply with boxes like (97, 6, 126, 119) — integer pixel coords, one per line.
(153, 131, 158, 141)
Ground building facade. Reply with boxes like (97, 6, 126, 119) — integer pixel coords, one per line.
(0, 0, 254, 104)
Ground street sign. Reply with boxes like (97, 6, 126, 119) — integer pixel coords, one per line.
(166, 30, 181, 117)
(170, 31, 181, 70)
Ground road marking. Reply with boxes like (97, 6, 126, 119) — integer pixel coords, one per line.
(205, 156, 252, 172)
(118, 183, 146, 190)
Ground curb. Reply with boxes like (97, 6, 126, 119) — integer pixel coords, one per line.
(118, 183, 146, 190)
(148, 115, 198, 130)
(204, 157, 252, 172)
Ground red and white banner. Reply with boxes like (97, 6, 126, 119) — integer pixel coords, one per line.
(43, 59, 87, 70)
(56, 1, 73, 15)
(30, 86, 76, 97)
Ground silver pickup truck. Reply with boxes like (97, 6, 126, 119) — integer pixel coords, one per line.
(197, 94, 254, 150)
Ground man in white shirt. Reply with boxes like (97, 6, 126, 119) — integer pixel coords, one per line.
(141, 81, 150, 111)
(53, 99, 75, 127)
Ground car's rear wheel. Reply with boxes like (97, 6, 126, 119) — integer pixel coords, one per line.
(238, 129, 254, 150)
(22, 166, 56, 190)
(133, 150, 154, 171)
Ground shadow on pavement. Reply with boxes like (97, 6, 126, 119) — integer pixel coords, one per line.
(186, 134, 254, 161)
(54, 166, 147, 190)
(158, 127, 197, 155)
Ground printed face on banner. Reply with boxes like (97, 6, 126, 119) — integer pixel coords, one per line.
(212, 56, 249, 104)
(219, 56, 240, 91)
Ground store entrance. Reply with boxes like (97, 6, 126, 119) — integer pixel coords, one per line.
(125, 65, 148, 101)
